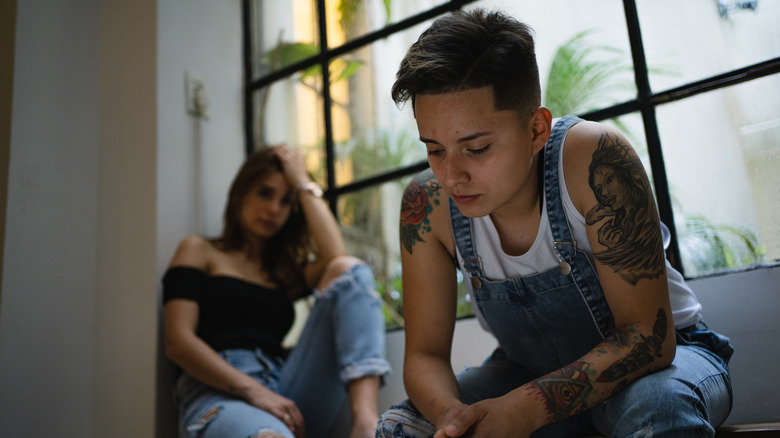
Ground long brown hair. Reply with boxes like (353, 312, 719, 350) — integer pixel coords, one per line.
(211, 147, 311, 297)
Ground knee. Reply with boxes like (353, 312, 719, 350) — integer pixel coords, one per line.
(606, 377, 717, 437)
(317, 256, 371, 291)
(182, 401, 294, 438)
(249, 429, 289, 438)
(376, 401, 435, 438)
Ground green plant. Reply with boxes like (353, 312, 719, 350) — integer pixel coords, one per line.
(544, 30, 635, 118)
(543, 30, 765, 278)
(256, 40, 363, 146)
(677, 214, 765, 277)
(338, 0, 392, 30)
(336, 128, 426, 329)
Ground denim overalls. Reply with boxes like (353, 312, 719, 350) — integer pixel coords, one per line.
(377, 116, 733, 438)
(452, 115, 614, 377)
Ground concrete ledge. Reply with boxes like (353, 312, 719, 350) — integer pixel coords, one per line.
(716, 422, 780, 437)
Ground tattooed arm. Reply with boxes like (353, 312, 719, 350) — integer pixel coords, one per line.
(434, 123, 675, 438)
(399, 169, 471, 432)
(530, 122, 676, 421)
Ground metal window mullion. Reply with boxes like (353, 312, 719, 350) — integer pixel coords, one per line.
(315, 0, 338, 214)
(245, 0, 478, 94)
(242, 0, 255, 155)
(623, 0, 683, 272)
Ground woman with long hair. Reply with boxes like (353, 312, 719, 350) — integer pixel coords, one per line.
(163, 145, 390, 438)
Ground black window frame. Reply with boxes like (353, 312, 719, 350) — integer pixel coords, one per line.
(242, 0, 780, 277)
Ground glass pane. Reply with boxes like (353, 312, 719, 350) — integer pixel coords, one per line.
(637, 0, 780, 91)
(599, 112, 654, 186)
(338, 180, 405, 330)
(324, 0, 450, 48)
(471, 0, 635, 118)
(657, 74, 780, 277)
(328, 30, 429, 186)
(338, 178, 473, 330)
(251, 0, 319, 79)
(253, 80, 328, 188)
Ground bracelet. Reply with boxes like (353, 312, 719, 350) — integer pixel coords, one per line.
(297, 181, 323, 198)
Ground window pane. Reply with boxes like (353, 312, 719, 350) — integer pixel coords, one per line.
(324, 0, 451, 48)
(338, 180, 405, 329)
(657, 74, 780, 277)
(338, 178, 473, 330)
(251, 0, 319, 79)
(253, 80, 328, 188)
(637, 0, 780, 91)
(328, 30, 429, 186)
(600, 112, 654, 185)
(472, 0, 635, 118)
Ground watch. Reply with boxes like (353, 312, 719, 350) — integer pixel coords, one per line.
(298, 181, 323, 198)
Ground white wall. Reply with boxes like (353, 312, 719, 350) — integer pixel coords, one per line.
(156, 1, 246, 435)
(0, 1, 245, 437)
(1, 1, 102, 435)
(377, 266, 780, 426)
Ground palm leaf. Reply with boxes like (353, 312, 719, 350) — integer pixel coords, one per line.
(545, 30, 634, 117)
(678, 214, 765, 276)
(261, 42, 321, 78)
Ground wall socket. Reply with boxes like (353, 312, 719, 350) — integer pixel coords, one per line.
(185, 70, 208, 119)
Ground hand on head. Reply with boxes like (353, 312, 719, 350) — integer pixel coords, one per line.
(272, 145, 310, 189)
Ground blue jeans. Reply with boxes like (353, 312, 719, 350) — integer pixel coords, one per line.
(174, 264, 391, 438)
(378, 341, 731, 437)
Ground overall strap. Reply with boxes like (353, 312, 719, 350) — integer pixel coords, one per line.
(544, 115, 583, 263)
(544, 115, 615, 337)
(449, 199, 484, 279)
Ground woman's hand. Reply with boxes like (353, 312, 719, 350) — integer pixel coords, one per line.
(273, 144, 310, 189)
(244, 383, 306, 438)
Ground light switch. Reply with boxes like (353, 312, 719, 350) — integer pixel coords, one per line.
(185, 70, 208, 119)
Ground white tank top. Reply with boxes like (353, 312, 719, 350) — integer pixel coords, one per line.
(456, 125, 703, 329)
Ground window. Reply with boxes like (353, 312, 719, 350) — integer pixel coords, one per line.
(244, 0, 780, 329)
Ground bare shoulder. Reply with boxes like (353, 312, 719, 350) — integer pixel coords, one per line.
(168, 235, 214, 270)
(400, 168, 454, 257)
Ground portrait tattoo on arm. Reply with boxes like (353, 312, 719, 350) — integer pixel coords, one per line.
(586, 131, 665, 284)
(400, 169, 443, 254)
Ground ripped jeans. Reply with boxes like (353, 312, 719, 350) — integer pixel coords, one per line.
(174, 264, 391, 438)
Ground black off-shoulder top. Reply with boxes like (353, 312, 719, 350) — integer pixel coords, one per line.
(163, 266, 295, 358)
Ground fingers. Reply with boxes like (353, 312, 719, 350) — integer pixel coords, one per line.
(266, 395, 305, 438)
(272, 145, 309, 187)
(290, 406, 305, 438)
(276, 405, 305, 438)
(435, 405, 474, 437)
(273, 144, 302, 167)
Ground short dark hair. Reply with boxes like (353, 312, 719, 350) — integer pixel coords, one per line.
(392, 8, 540, 116)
